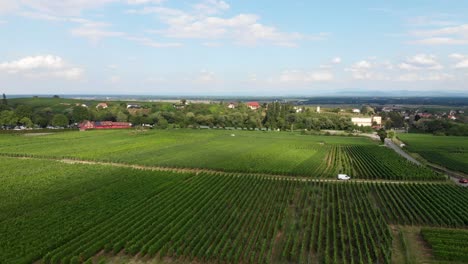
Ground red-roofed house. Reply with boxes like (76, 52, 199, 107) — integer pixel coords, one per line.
(247, 102, 260, 110)
(79, 121, 132, 131)
(96, 102, 108, 109)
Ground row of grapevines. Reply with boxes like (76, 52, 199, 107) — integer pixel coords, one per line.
(421, 228, 468, 262)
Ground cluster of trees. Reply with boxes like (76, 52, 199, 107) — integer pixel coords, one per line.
(0, 97, 361, 131)
(411, 119, 468, 136)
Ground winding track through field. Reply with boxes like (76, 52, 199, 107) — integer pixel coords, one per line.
(1, 152, 449, 185)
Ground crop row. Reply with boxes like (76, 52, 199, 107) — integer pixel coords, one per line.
(421, 228, 468, 262)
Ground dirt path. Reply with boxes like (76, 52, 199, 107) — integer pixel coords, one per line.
(2, 153, 449, 185)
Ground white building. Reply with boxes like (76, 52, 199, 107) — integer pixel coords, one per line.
(352, 108, 361, 114)
(316, 106, 321, 113)
(351, 116, 382, 127)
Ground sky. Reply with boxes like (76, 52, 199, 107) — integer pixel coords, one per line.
(1, 0, 468, 96)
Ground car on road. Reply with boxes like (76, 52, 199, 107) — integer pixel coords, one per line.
(338, 174, 351, 180)
(459, 178, 468, 184)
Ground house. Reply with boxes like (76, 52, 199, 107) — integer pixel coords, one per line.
(448, 115, 457, 120)
(294, 106, 303, 113)
(127, 104, 141, 109)
(96, 103, 108, 109)
(247, 102, 260, 110)
(352, 108, 361, 114)
(351, 116, 382, 127)
(79, 121, 132, 131)
(418, 113, 432, 118)
(173, 104, 185, 110)
(228, 103, 236, 109)
(75, 103, 88, 108)
(316, 106, 321, 113)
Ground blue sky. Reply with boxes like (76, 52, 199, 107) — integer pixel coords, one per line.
(1, 0, 468, 95)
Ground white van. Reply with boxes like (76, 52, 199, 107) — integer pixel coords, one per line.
(337, 174, 351, 180)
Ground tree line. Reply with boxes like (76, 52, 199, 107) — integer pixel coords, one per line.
(0, 97, 358, 131)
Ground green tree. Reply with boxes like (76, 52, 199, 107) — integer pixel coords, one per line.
(377, 128, 387, 143)
(51, 114, 69, 127)
(157, 116, 168, 129)
(116, 112, 128, 122)
(19, 117, 33, 128)
(72, 106, 90, 123)
(0, 110, 18, 127)
(2, 93, 7, 105)
(15, 105, 33, 119)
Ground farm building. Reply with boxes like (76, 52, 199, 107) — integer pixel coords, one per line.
(79, 121, 132, 131)
(96, 103, 108, 109)
(351, 116, 382, 127)
(247, 102, 260, 110)
(127, 104, 141, 109)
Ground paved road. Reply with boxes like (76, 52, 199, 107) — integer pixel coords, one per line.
(384, 138, 467, 187)
(384, 138, 421, 165)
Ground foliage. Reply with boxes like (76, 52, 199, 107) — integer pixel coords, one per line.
(51, 114, 69, 127)
(399, 133, 468, 174)
(0, 110, 18, 127)
(377, 129, 387, 143)
(71, 106, 90, 123)
(421, 228, 468, 262)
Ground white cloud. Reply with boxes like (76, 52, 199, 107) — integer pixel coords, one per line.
(70, 21, 124, 42)
(346, 60, 390, 80)
(407, 16, 457, 27)
(0, 55, 65, 73)
(125, 36, 182, 48)
(0, 55, 84, 80)
(193, 0, 229, 15)
(279, 70, 333, 82)
(130, 4, 314, 47)
(410, 24, 468, 45)
(448, 53, 468, 68)
(0, 2, 19, 13)
(10, 0, 117, 16)
(398, 72, 454, 82)
(332, 57, 341, 64)
(127, 0, 165, 5)
(108, 75, 121, 83)
(197, 70, 216, 82)
(398, 54, 442, 70)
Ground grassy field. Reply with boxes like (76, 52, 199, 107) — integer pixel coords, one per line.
(1, 157, 467, 264)
(0, 129, 441, 180)
(398, 133, 468, 174)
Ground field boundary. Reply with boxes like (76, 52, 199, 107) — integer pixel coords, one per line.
(1, 152, 450, 185)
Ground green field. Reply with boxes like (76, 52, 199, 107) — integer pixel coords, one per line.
(421, 228, 468, 262)
(1, 157, 467, 264)
(398, 134, 468, 174)
(0, 129, 441, 180)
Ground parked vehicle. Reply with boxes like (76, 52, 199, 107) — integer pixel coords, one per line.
(459, 178, 468, 184)
(338, 174, 351, 180)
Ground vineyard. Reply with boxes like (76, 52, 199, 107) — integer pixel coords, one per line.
(398, 133, 468, 174)
(421, 228, 468, 262)
(0, 130, 442, 180)
(1, 156, 467, 263)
